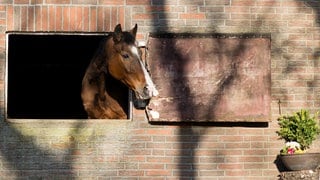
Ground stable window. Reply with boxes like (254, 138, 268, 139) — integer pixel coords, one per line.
(6, 33, 132, 120)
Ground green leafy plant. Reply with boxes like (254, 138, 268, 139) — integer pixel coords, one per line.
(277, 109, 320, 153)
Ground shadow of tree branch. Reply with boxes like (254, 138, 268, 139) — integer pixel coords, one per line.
(0, 121, 76, 178)
(149, 0, 277, 179)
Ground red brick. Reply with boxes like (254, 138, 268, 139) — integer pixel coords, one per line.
(130, 129, 145, 134)
(127, 0, 151, 5)
(139, 163, 164, 169)
(217, 149, 243, 156)
(145, 129, 172, 135)
(173, 156, 197, 164)
(281, 0, 306, 7)
(139, 178, 165, 180)
(256, 0, 281, 6)
(244, 150, 268, 156)
(146, 142, 172, 148)
(128, 135, 151, 141)
(225, 142, 250, 148)
(225, 19, 251, 26)
(62, 6, 70, 30)
(250, 142, 264, 148)
(89, 6, 97, 31)
(239, 129, 264, 135)
(133, 13, 158, 20)
(14, 0, 29, 4)
(166, 163, 193, 170)
(48, 6, 55, 30)
(145, 170, 171, 176)
(225, 6, 253, 13)
(35, 6, 42, 31)
(118, 7, 125, 28)
(147, 157, 172, 163)
(42, 6, 49, 30)
(118, 170, 144, 176)
(197, 164, 218, 170)
(145, 6, 170, 12)
(218, 163, 243, 170)
(202, 128, 225, 135)
(231, 0, 255, 6)
(99, 0, 124, 5)
(244, 136, 268, 142)
(288, 20, 313, 27)
(30, 0, 43, 4)
(225, 156, 264, 163)
(205, 0, 230, 5)
(27, 6, 35, 31)
(70, 6, 83, 31)
(129, 142, 145, 148)
(172, 142, 198, 149)
(244, 163, 268, 169)
(230, 13, 252, 19)
(226, 170, 250, 176)
(46, 0, 71, 4)
(70, 7, 77, 31)
(289, 34, 313, 40)
(72, 0, 97, 4)
(20, 6, 27, 31)
(219, 135, 243, 142)
(194, 149, 218, 156)
(180, 13, 205, 19)
(83, 7, 89, 31)
(97, 7, 106, 31)
(152, 149, 165, 155)
(111, 7, 118, 30)
(123, 156, 146, 162)
(165, 149, 192, 156)
(125, 149, 152, 155)
(55, 6, 62, 31)
(199, 170, 225, 176)
(0, 19, 5, 26)
(198, 142, 224, 148)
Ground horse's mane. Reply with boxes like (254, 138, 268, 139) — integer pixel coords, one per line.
(88, 37, 108, 73)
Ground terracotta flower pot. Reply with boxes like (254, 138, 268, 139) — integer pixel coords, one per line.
(280, 153, 320, 171)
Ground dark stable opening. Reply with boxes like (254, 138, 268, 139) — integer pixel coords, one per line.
(7, 33, 129, 119)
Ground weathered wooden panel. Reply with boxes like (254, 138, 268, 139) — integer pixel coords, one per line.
(146, 33, 271, 122)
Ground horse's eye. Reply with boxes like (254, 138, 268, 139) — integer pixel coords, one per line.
(122, 54, 130, 59)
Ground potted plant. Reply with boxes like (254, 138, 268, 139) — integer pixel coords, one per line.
(276, 109, 320, 171)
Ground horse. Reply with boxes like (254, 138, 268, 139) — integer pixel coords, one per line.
(81, 24, 158, 119)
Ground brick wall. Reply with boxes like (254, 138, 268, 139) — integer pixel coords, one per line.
(1, 0, 320, 179)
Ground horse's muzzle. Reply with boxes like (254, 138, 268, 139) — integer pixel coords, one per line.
(135, 85, 159, 100)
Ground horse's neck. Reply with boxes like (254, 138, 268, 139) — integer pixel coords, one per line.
(104, 73, 127, 97)
(103, 73, 129, 116)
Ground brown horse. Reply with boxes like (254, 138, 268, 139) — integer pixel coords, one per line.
(81, 24, 158, 119)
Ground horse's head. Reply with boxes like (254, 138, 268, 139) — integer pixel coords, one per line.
(107, 24, 158, 100)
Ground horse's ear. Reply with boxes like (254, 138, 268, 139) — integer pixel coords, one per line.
(113, 24, 123, 43)
(130, 24, 138, 38)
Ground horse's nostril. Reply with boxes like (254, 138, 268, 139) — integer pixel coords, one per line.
(143, 86, 150, 94)
(143, 85, 158, 97)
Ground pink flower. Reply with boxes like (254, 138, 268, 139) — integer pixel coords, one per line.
(287, 148, 295, 154)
